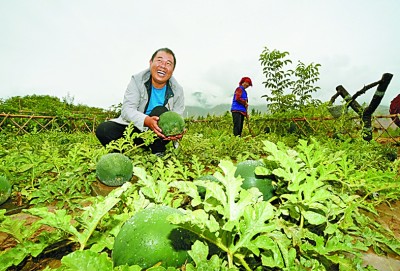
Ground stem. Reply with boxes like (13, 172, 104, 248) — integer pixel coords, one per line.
(234, 253, 252, 271)
(362, 184, 400, 201)
(31, 166, 36, 189)
(300, 212, 304, 229)
(227, 252, 234, 268)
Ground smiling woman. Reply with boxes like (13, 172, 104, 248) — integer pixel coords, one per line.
(94, 48, 186, 156)
(150, 48, 176, 88)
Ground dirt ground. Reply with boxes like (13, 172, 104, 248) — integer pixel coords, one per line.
(373, 200, 400, 241)
(362, 200, 400, 271)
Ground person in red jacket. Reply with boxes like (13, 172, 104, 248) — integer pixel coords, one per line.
(390, 94, 400, 127)
(230, 77, 252, 136)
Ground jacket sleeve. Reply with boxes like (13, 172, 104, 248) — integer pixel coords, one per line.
(169, 76, 185, 116)
(120, 75, 148, 131)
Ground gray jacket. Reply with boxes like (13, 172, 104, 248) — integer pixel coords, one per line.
(110, 68, 185, 131)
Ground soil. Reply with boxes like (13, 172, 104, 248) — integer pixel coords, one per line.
(1, 191, 400, 270)
(373, 201, 400, 240)
(362, 201, 400, 271)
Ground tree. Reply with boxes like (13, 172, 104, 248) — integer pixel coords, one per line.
(259, 47, 321, 114)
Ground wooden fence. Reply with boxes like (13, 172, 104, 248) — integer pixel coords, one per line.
(0, 113, 109, 134)
(1, 112, 399, 143)
(262, 114, 400, 143)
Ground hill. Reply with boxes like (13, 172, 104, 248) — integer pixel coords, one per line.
(184, 104, 268, 117)
(1, 94, 391, 119)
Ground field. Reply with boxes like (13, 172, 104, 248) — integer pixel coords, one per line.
(1, 112, 400, 271)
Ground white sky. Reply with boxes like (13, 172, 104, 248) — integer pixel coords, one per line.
(1, 0, 399, 110)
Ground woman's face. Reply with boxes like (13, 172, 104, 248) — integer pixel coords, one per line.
(242, 81, 250, 89)
(150, 51, 175, 88)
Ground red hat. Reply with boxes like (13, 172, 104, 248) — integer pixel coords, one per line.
(239, 77, 252, 86)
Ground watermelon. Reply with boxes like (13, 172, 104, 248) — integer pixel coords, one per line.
(112, 205, 193, 268)
(96, 153, 133, 186)
(235, 160, 274, 201)
(158, 111, 185, 136)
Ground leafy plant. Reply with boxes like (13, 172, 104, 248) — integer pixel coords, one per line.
(259, 47, 321, 114)
(292, 61, 321, 108)
(1, 98, 400, 271)
(28, 182, 133, 251)
(0, 183, 137, 271)
(105, 123, 156, 155)
(259, 47, 295, 114)
(168, 139, 400, 270)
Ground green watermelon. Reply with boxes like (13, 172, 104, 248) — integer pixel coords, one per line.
(96, 153, 133, 186)
(158, 111, 185, 136)
(112, 206, 193, 268)
(235, 160, 274, 201)
(0, 176, 12, 205)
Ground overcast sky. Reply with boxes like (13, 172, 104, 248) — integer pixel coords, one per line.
(1, 0, 399, 110)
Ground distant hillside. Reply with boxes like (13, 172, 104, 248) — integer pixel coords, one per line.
(184, 104, 391, 118)
(184, 104, 269, 117)
(374, 105, 390, 115)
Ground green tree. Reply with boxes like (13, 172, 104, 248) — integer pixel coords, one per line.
(259, 47, 321, 114)
(292, 60, 321, 108)
(259, 48, 294, 114)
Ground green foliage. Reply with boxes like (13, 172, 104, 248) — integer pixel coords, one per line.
(59, 250, 114, 271)
(0, 131, 100, 209)
(259, 47, 321, 114)
(292, 60, 322, 108)
(170, 160, 275, 270)
(0, 183, 134, 271)
(0, 208, 66, 271)
(0, 94, 118, 134)
(170, 140, 400, 270)
(0, 175, 11, 205)
(0, 94, 115, 116)
(105, 123, 157, 155)
(176, 124, 265, 166)
(28, 183, 132, 251)
(131, 157, 197, 208)
(0, 106, 399, 271)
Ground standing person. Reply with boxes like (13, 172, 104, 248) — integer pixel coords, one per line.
(95, 48, 185, 156)
(230, 77, 252, 136)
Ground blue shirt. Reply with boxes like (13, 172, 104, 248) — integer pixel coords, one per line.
(145, 85, 167, 114)
(230, 86, 248, 113)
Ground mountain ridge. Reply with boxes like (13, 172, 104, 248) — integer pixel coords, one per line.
(183, 104, 391, 117)
(183, 104, 268, 117)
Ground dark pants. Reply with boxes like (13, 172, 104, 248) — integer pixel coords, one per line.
(232, 112, 245, 136)
(95, 106, 169, 154)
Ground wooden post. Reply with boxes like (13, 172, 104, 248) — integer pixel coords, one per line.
(362, 73, 393, 141)
(335, 85, 363, 115)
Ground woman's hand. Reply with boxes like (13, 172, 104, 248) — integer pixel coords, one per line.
(163, 129, 187, 140)
(145, 116, 187, 140)
(144, 116, 166, 138)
